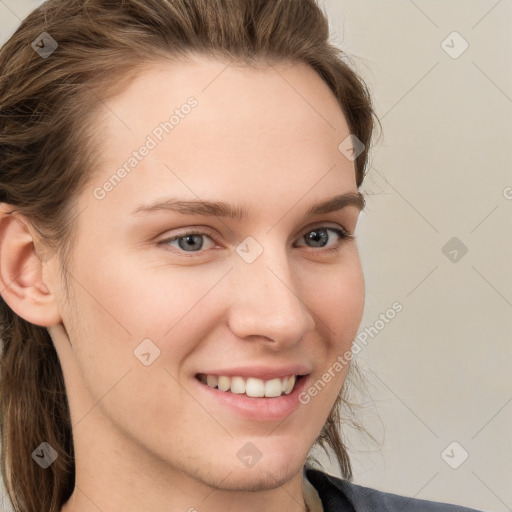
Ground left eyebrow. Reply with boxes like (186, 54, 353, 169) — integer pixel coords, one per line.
(129, 191, 365, 220)
(305, 191, 365, 216)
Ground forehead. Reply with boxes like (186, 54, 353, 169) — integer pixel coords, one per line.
(84, 56, 356, 220)
(96, 56, 350, 153)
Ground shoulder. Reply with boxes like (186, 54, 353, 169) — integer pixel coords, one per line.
(305, 468, 486, 512)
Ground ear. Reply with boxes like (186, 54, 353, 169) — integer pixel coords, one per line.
(0, 203, 62, 327)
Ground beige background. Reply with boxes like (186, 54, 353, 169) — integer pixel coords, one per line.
(1, 1, 511, 511)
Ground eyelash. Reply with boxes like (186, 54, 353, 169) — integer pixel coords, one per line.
(157, 225, 354, 256)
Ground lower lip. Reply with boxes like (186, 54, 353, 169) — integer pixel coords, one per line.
(193, 375, 310, 422)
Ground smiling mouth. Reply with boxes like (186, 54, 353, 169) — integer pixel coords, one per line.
(195, 373, 305, 398)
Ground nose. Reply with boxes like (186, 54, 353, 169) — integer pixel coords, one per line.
(226, 245, 316, 349)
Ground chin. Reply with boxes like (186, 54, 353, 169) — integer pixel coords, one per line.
(186, 447, 306, 492)
(210, 461, 302, 492)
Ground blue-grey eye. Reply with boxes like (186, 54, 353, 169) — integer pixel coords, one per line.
(177, 234, 204, 251)
(298, 227, 349, 248)
(162, 232, 216, 252)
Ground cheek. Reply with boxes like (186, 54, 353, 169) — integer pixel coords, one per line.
(310, 255, 365, 343)
(71, 250, 220, 341)
(297, 258, 363, 416)
(119, 268, 232, 356)
(59, 261, 206, 440)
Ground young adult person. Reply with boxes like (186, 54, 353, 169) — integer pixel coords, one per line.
(0, 1, 485, 511)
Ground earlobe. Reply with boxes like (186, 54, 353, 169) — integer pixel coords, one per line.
(0, 204, 62, 327)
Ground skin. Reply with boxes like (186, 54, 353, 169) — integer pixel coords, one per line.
(0, 56, 365, 512)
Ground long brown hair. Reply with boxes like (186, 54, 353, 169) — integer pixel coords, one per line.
(0, 1, 377, 510)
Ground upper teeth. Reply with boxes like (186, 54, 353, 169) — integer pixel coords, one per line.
(199, 374, 296, 397)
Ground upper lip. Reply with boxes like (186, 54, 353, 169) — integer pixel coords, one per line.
(196, 365, 311, 381)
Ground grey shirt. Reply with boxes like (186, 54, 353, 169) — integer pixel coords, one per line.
(304, 468, 486, 512)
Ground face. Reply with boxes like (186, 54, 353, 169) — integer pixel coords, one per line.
(47, 55, 365, 492)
